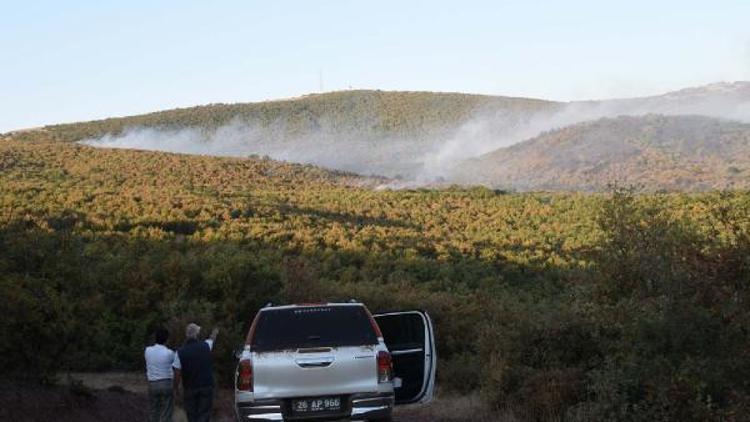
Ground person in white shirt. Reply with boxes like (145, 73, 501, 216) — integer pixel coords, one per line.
(145, 327, 175, 422)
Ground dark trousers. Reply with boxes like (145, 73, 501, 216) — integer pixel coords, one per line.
(148, 379, 174, 422)
(183, 386, 214, 422)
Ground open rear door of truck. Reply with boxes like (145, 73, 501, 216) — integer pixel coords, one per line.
(374, 310, 436, 404)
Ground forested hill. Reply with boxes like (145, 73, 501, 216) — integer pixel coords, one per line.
(3, 137, 750, 420)
(455, 114, 750, 191)
(7, 90, 556, 144)
(5, 84, 750, 191)
(0, 139, 383, 192)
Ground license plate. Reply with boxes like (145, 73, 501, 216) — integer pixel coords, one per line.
(291, 396, 342, 414)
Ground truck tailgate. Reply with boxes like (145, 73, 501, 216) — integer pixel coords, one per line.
(253, 346, 378, 400)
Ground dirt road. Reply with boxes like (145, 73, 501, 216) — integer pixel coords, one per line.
(0, 373, 493, 422)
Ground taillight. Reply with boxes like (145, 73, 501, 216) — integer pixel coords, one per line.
(237, 359, 253, 391)
(377, 351, 393, 383)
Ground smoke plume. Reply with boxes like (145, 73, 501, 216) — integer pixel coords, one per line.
(83, 82, 750, 185)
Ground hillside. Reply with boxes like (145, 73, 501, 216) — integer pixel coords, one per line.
(14, 83, 748, 145)
(4, 90, 554, 179)
(5, 83, 750, 190)
(594, 81, 750, 119)
(9, 90, 555, 143)
(2, 139, 750, 419)
(456, 114, 750, 191)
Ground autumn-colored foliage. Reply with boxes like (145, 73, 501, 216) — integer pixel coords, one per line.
(1, 140, 749, 420)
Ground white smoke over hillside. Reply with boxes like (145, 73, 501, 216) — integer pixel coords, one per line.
(85, 123, 254, 156)
(422, 82, 750, 180)
(83, 82, 750, 185)
(82, 119, 432, 178)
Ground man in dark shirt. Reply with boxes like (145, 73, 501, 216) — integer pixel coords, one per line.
(173, 323, 219, 422)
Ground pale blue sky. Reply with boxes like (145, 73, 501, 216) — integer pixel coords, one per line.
(2, 0, 749, 132)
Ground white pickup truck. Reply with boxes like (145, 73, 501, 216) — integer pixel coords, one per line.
(234, 302, 436, 421)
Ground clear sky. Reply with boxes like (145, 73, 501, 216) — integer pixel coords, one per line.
(1, 0, 749, 132)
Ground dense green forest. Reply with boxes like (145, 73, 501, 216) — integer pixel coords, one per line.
(2, 138, 749, 420)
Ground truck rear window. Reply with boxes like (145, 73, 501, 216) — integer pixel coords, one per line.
(251, 306, 378, 351)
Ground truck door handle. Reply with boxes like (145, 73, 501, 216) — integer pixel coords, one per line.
(391, 348, 423, 356)
(295, 357, 335, 368)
